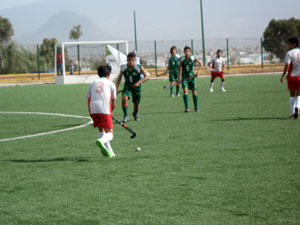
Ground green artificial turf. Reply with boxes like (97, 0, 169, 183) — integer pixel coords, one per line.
(0, 75, 299, 225)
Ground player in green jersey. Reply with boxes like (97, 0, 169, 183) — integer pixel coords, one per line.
(178, 46, 202, 112)
(162, 46, 180, 97)
(116, 52, 150, 122)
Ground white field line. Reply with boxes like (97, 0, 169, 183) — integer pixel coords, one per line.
(0, 111, 92, 142)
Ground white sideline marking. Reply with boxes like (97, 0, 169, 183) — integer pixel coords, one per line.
(0, 111, 92, 142)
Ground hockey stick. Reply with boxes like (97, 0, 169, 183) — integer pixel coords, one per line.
(163, 75, 198, 90)
(117, 89, 123, 94)
(112, 116, 136, 139)
(156, 69, 177, 77)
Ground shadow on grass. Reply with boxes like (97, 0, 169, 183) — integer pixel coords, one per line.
(3, 157, 91, 163)
(212, 117, 290, 122)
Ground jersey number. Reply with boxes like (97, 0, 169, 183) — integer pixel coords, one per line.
(96, 82, 104, 93)
(129, 75, 133, 83)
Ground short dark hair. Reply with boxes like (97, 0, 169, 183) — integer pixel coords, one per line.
(170, 45, 177, 54)
(98, 64, 111, 78)
(288, 37, 299, 47)
(127, 52, 136, 59)
(184, 46, 191, 51)
(217, 49, 223, 54)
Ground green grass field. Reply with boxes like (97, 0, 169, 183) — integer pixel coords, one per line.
(1, 74, 300, 225)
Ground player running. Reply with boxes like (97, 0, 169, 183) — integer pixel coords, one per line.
(86, 64, 117, 158)
(280, 37, 300, 119)
(116, 52, 150, 122)
(162, 46, 180, 97)
(178, 46, 202, 112)
(208, 50, 226, 93)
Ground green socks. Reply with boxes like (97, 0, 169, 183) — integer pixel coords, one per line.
(193, 94, 199, 109)
(183, 94, 189, 109)
(122, 105, 128, 117)
(170, 86, 174, 95)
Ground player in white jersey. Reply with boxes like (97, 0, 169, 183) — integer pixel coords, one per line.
(86, 64, 117, 157)
(208, 50, 226, 93)
(281, 37, 300, 119)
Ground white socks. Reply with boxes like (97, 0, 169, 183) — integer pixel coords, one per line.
(220, 81, 225, 89)
(98, 132, 115, 156)
(296, 96, 300, 109)
(290, 97, 295, 115)
(210, 82, 214, 89)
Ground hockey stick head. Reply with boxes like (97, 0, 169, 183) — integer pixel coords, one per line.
(130, 133, 137, 139)
(163, 85, 167, 90)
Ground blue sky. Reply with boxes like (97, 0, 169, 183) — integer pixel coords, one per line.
(1, 0, 300, 40)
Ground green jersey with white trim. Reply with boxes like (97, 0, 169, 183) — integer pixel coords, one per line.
(121, 64, 142, 89)
(168, 54, 180, 72)
(181, 55, 196, 79)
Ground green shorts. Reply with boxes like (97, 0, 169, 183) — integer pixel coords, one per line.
(122, 86, 141, 105)
(182, 78, 196, 91)
(169, 71, 179, 82)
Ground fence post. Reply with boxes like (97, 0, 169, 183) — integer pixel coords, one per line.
(77, 44, 81, 75)
(260, 37, 264, 69)
(191, 39, 194, 54)
(154, 40, 157, 76)
(37, 44, 40, 80)
(226, 38, 230, 71)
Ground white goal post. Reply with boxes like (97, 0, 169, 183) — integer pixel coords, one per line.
(55, 40, 129, 85)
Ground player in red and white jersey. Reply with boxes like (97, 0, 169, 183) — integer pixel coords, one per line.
(86, 64, 117, 157)
(208, 50, 226, 93)
(281, 37, 300, 119)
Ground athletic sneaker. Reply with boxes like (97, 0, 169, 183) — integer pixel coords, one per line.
(122, 116, 129, 123)
(176, 93, 180, 97)
(220, 87, 226, 92)
(170, 94, 175, 97)
(96, 139, 111, 157)
(185, 108, 190, 113)
(210, 88, 213, 93)
(133, 113, 140, 121)
(195, 108, 200, 112)
(294, 107, 299, 119)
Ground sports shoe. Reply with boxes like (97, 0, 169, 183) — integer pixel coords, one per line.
(176, 93, 180, 97)
(220, 87, 226, 92)
(96, 139, 111, 157)
(195, 108, 200, 112)
(210, 88, 213, 93)
(170, 94, 175, 97)
(294, 107, 299, 119)
(122, 116, 129, 123)
(133, 113, 140, 121)
(185, 108, 190, 113)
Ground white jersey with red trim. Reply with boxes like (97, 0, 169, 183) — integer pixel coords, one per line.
(285, 48, 300, 77)
(86, 78, 116, 115)
(210, 57, 225, 72)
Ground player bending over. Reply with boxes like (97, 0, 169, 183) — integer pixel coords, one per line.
(208, 49, 226, 93)
(86, 64, 117, 157)
(162, 46, 180, 97)
(281, 37, 300, 119)
(116, 52, 150, 122)
(178, 46, 202, 112)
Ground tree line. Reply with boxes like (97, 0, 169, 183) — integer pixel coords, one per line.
(0, 16, 300, 74)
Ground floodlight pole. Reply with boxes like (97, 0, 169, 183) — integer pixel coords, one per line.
(200, 0, 206, 65)
(260, 37, 264, 69)
(134, 10, 138, 51)
(226, 38, 230, 71)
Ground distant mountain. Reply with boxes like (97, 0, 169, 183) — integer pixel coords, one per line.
(14, 10, 114, 44)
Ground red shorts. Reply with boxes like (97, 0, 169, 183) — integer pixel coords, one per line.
(90, 113, 113, 129)
(211, 71, 225, 79)
(287, 76, 300, 90)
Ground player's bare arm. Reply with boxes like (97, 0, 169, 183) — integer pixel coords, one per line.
(133, 66, 149, 88)
(116, 71, 123, 91)
(195, 58, 202, 76)
(281, 64, 289, 83)
(178, 61, 182, 83)
(111, 99, 116, 112)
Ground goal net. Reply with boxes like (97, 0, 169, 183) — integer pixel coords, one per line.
(55, 40, 128, 85)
